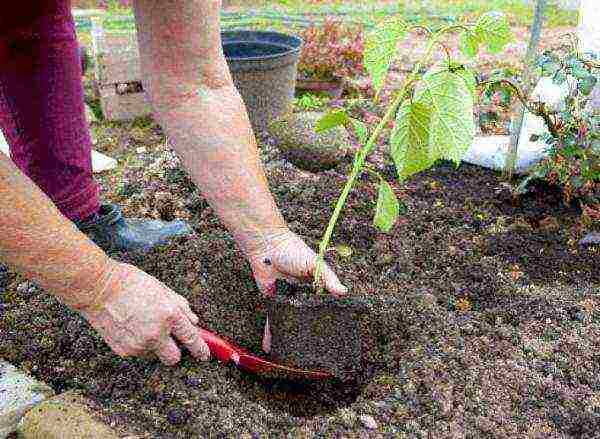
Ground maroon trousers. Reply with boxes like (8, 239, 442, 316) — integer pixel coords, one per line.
(0, 0, 100, 222)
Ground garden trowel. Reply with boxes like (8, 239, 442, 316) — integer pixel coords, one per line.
(197, 328, 334, 381)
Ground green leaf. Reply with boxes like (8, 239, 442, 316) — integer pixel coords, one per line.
(578, 75, 598, 96)
(315, 110, 348, 133)
(350, 118, 369, 145)
(373, 181, 399, 233)
(414, 62, 476, 165)
(390, 101, 433, 179)
(364, 17, 408, 92)
(455, 66, 478, 99)
(460, 30, 481, 59)
(540, 60, 561, 77)
(474, 11, 512, 54)
(553, 69, 567, 85)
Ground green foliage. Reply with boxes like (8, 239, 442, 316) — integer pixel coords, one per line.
(294, 93, 329, 111)
(391, 101, 432, 179)
(312, 10, 514, 289)
(474, 11, 512, 54)
(460, 31, 481, 59)
(373, 181, 400, 233)
(350, 118, 369, 146)
(459, 11, 512, 58)
(413, 61, 476, 165)
(503, 45, 600, 205)
(315, 109, 349, 132)
(363, 17, 408, 92)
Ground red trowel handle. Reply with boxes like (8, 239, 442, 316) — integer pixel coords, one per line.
(197, 327, 334, 380)
(197, 328, 239, 363)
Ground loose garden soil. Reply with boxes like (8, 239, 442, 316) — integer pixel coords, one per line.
(1, 19, 596, 436)
(2, 119, 600, 437)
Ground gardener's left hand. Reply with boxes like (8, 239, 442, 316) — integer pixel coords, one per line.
(247, 229, 347, 353)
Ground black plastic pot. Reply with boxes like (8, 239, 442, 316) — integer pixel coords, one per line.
(265, 280, 369, 382)
(222, 30, 303, 132)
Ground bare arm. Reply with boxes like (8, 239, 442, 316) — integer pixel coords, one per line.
(132, 0, 286, 257)
(0, 153, 112, 310)
(0, 153, 209, 364)
(131, 0, 346, 300)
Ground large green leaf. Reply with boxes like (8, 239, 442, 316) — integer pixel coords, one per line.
(474, 11, 512, 54)
(315, 110, 349, 133)
(373, 181, 399, 233)
(454, 64, 477, 99)
(364, 17, 408, 92)
(414, 62, 476, 165)
(459, 30, 481, 59)
(390, 101, 433, 179)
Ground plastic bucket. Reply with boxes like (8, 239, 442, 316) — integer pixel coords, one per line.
(222, 30, 303, 132)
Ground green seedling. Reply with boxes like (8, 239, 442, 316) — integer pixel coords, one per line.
(312, 11, 514, 291)
(294, 92, 329, 111)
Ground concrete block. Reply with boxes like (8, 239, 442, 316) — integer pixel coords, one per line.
(17, 391, 119, 439)
(0, 361, 54, 439)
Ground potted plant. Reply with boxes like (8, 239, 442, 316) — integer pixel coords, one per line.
(296, 17, 365, 98)
(266, 12, 515, 380)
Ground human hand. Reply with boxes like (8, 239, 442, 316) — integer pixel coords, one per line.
(248, 229, 347, 297)
(79, 261, 210, 366)
(247, 229, 347, 353)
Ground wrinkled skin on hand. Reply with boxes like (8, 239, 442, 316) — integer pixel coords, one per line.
(132, 0, 348, 352)
(80, 261, 210, 366)
(249, 229, 347, 298)
(248, 229, 348, 353)
(0, 154, 210, 365)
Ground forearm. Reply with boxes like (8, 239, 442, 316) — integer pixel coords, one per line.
(133, 0, 288, 256)
(0, 154, 113, 310)
(159, 88, 287, 255)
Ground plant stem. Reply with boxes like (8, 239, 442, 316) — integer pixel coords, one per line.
(503, 0, 547, 180)
(313, 27, 446, 292)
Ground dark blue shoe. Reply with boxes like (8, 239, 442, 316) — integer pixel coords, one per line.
(75, 204, 192, 253)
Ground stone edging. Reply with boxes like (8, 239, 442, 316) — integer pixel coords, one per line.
(0, 360, 120, 438)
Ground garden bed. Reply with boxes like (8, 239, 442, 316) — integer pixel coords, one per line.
(1, 119, 600, 437)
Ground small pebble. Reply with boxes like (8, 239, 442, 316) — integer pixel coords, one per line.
(16, 281, 38, 298)
(574, 311, 586, 322)
(462, 324, 474, 335)
(338, 408, 357, 428)
(166, 408, 188, 426)
(538, 216, 560, 232)
(421, 293, 437, 308)
(359, 414, 378, 430)
(185, 376, 201, 388)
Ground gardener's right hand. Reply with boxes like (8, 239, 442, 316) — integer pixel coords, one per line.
(79, 261, 210, 366)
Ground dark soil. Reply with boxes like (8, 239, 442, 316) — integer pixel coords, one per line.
(2, 116, 600, 437)
(266, 279, 369, 381)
